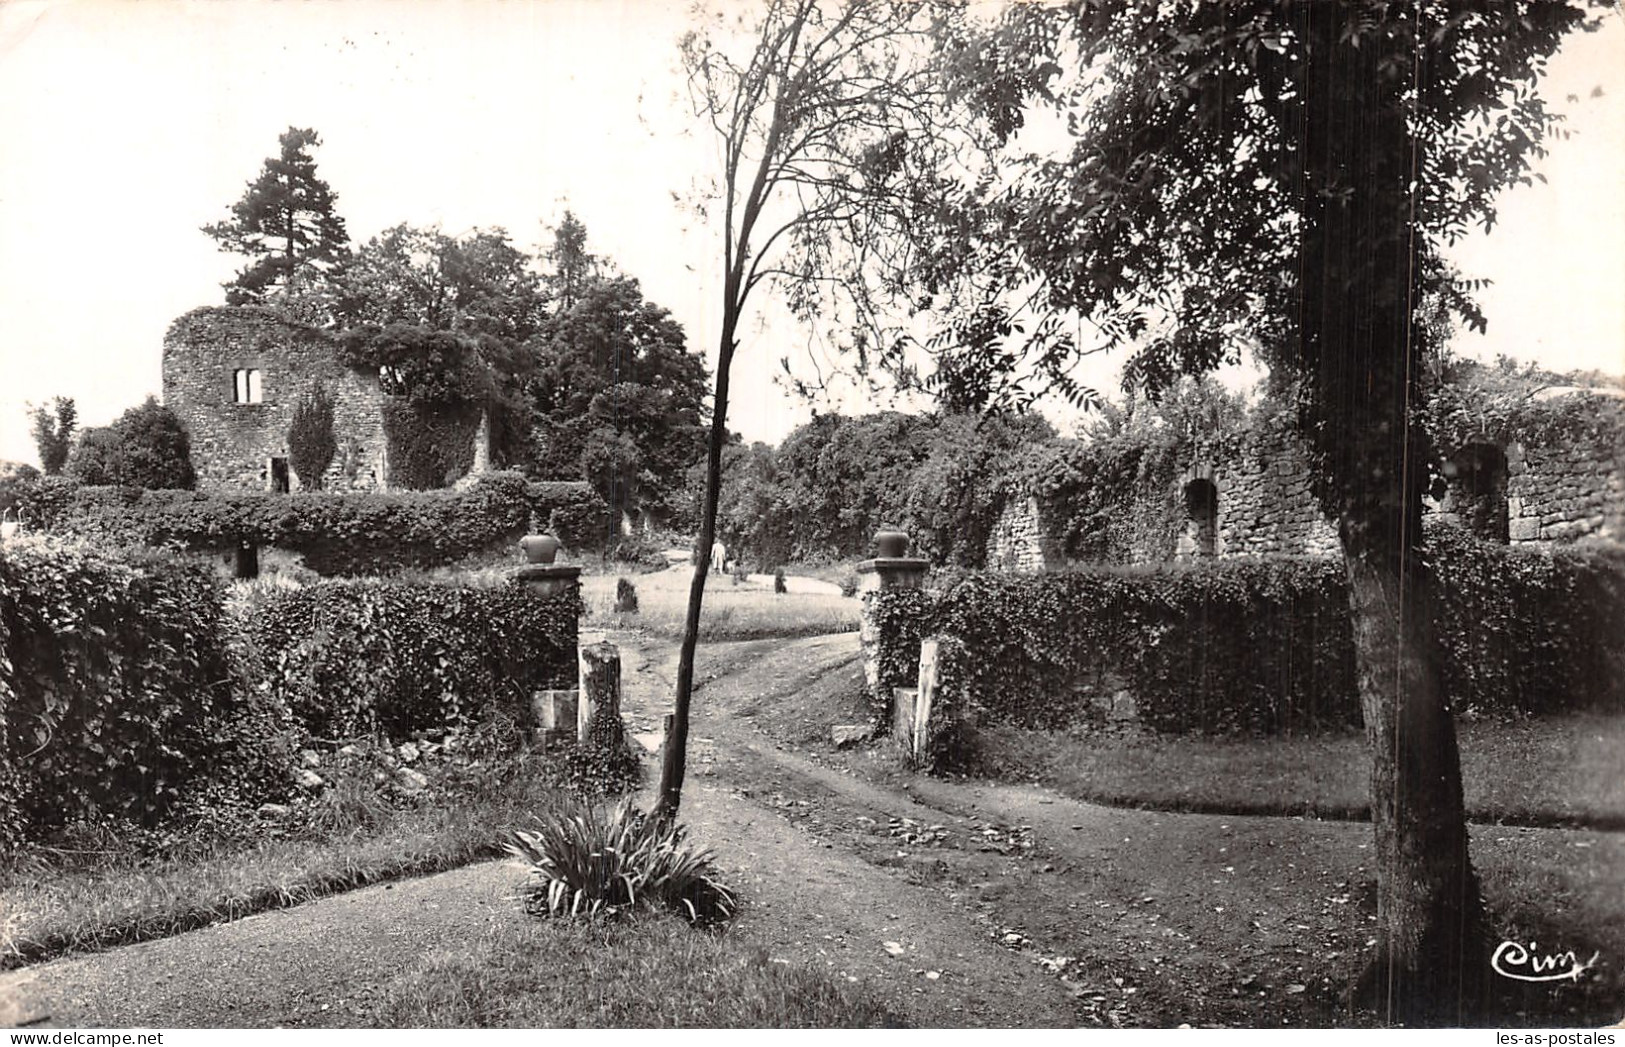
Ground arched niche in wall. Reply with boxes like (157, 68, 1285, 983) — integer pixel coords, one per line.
(1182, 477, 1219, 559)
(1443, 440, 1509, 543)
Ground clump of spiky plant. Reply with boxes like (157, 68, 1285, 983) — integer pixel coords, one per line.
(505, 798, 737, 924)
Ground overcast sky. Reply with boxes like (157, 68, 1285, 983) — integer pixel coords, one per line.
(1, 0, 1620, 468)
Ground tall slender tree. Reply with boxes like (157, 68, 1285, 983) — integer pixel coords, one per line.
(658, 0, 969, 822)
(543, 210, 598, 313)
(203, 127, 351, 308)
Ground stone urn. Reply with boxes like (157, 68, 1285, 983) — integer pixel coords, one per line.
(874, 529, 910, 558)
(520, 533, 561, 564)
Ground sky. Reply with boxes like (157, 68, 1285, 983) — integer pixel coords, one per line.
(0, 0, 1621, 469)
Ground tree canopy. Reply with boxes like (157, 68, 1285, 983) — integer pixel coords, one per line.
(532, 273, 709, 525)
(27, 397, 76, 476)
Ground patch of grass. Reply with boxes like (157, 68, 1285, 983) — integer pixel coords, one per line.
(580, 567, 859, 641)
(370, 912, 904, 1028)
(971, 710, 1625, 829)
(0, 769, 567, 970)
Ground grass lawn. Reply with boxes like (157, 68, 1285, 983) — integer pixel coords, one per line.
(580, 565, 860, 642)
(0, 762, 567, 969)
(970, 710, 1625, 829)
(370, 912, 903, 1027)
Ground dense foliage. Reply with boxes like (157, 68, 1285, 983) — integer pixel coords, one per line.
(1422, 356, 1625, 456)
(286, 384, 337, 490)
(66, 396, 196, 490)
(532, 273, 709, 527)
(27, 397, 76, 476)
(1428, 525, 1625, 717)
(15, 471, 607, 574)
(708, 409, 1055, 567)
(0, 539, 254, 848)
(884, 532, 1625, 754)
(246, 580, 580, 740)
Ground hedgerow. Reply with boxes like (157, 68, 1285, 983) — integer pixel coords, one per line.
(15, 471, 607, 575)
(924, 558, 1359, 739)
(245, 580, 581, 740)
(892, 530, 1625, 762)
(1428, 525, 1625, 716)
(0, 538, 250, 848)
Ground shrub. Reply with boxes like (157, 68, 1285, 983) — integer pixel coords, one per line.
(16, 472, 608, 575)
(862, 588, 937, 731)
(247, 579, 581, 740)
(0, 537, 246, 848)
(287, 384, 337, 490)
(66, 396, 195, 490)
(506, 798, 737, 924)
(614, 577, 639, 613)
(918, 559, 1359, 739)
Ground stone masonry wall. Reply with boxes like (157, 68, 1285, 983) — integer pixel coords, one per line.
(986, 496, 1057, 572)
(1207, 426, 1341, 559)
(163, 306, 388, 492)
(1506, 440, 1625, 543)
(987, 418, 1621, 571)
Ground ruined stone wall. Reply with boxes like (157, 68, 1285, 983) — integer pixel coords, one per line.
(1208, 427, 1341, 559)
(986, 496, 1057, 572)
(1506, 440, 1625, 544)
(987, 415, 1624, 572)
(162, 306, 388, 491)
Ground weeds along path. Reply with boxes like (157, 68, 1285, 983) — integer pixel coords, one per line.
(621, 629, 1625, 1029)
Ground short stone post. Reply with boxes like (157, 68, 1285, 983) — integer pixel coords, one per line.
(512, 533, 583, 745)
(855, 529, 930, 737)
(578, 641, 622, 745)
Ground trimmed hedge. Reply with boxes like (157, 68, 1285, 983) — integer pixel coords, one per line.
(0, 538, 243, 847)
(1429, 526, 1625, 716)
(16, 471, 607, 575)
(246, 580, 581, 740)
(928, 558, 1358, 737)
(901, 531, 1625, 750)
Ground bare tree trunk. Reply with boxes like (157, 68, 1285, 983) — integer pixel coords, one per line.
(1341, 505, 1486, 1023)
(654, 329, 737, 823)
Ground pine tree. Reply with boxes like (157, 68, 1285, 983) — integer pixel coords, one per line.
(543, 211, 597, 313)
(203, 127, 350, 307)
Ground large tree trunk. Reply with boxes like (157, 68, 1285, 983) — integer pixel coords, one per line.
(1340, 485, 1486, 1024)
(1296, 5, 1487, 1024)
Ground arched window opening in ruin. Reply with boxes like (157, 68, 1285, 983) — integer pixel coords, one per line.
(1183, 478, 1218, 559)
(1444, 442, 1509, 543)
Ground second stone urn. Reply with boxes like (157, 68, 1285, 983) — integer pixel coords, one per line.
(520, 533, 561, 564)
